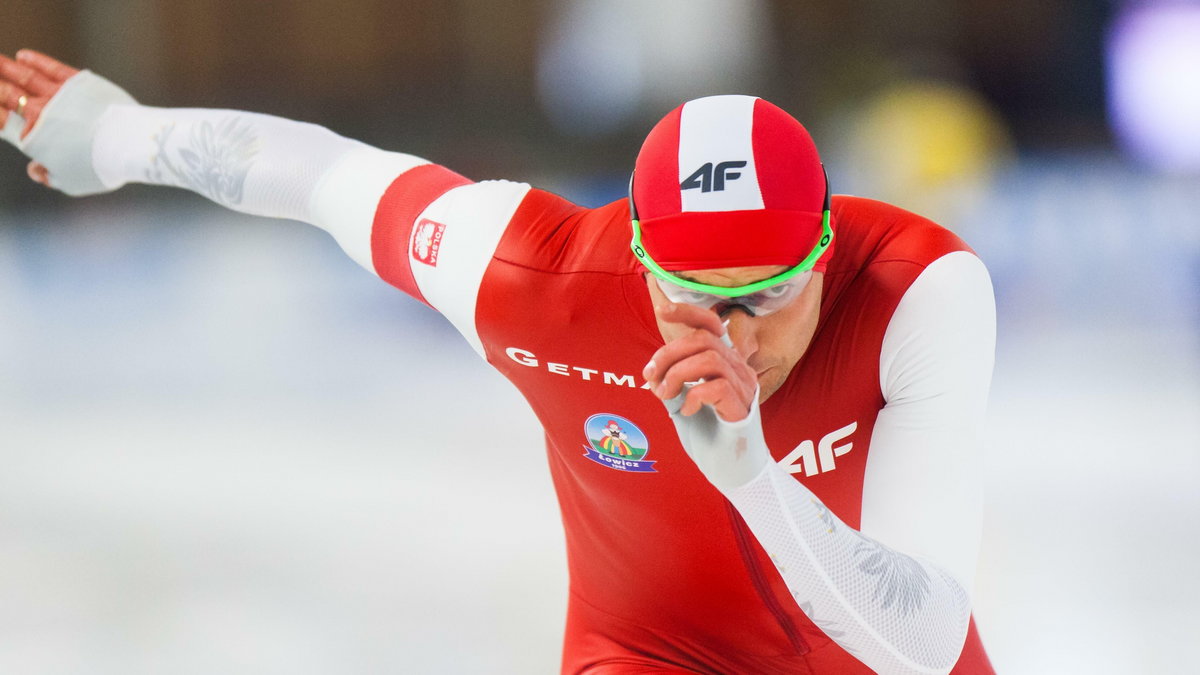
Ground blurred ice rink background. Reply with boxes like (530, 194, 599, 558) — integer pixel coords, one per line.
(2, 1, 1198, 673)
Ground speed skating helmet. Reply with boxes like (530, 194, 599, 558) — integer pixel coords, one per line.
(629, 95, 834, 287)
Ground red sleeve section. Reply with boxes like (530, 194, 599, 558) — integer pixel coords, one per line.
(370, 164, 473, 306)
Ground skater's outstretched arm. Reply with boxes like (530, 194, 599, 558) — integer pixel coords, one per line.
(0, 49, 473, 273)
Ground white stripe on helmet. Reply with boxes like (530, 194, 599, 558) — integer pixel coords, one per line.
(677, 95, 764, 213)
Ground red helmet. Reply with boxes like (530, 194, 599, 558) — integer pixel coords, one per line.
(631, 95, 833, 272)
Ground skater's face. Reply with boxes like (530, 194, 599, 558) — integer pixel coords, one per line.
(646, 265, 823, 404)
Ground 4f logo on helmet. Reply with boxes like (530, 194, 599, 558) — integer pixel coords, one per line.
(681, 161, 747, 193)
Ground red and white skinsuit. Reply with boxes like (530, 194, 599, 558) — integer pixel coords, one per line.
(7, 77, 998, 673)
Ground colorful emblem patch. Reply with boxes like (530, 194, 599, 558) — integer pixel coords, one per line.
(412, 218, 446, 267)
(582, 414, 656, 473)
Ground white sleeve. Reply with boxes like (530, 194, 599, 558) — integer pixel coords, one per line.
(91, 103, 429, 273)
(711, 252, 994, 674)
(862, 251, 995, 592)
(94, 97, 535, 361)
(11, 70, 533, 352)
(0, 70, 432, 274)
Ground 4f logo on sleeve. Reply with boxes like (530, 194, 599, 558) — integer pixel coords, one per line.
(412, 218, 447, 267)
(780, 421, 858, 477)
(681, 160, 747, 193)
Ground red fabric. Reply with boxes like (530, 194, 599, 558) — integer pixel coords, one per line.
(632, 105, 683, 223)
(751, 98, 825, 213)
(640, 208, 826, 270)
(469, 192, 995, 673)
(632, 97, 834, 272)
(370, 164, 472, 306)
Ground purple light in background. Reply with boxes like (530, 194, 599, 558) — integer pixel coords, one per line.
(1107, 4, 1200, 172)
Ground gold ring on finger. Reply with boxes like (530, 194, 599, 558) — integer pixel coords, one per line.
(15, 94, 28, 117)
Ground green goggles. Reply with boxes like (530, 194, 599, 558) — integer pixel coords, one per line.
(628, 166, 833, 297)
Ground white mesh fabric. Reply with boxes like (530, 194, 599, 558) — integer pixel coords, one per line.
(91, 104, 430, 270)
(93, 104, 362, 222)
(726, 463, 972, 674)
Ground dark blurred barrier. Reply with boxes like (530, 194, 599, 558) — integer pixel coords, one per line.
(1, 0, 1115, 209)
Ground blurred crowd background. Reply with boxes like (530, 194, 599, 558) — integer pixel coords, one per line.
(1, 1, 1197, 674)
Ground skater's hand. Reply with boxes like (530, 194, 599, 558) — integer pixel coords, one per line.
(643, 301, 758, 423)
(0, 49, 80, 185)
(0, 49, 137, 196)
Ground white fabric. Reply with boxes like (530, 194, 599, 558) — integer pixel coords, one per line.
(408, 180, 532, 358)
(0, 73, 425, 271)
(677, 95, 763, 212)
(94, 105, 355, 222)
(0, 110, 25, 145)
(1, 70, 137, 196)
(33, 86, 526, 351)
(87, 100, 530, 353)
(309, 147, 429, 272)
(726, 463, 972, 675)
(665, 384, 769, 492)
(862, 251, 995, 591)
(669, 251, 994, 674)
(90, 103, 428, 274)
